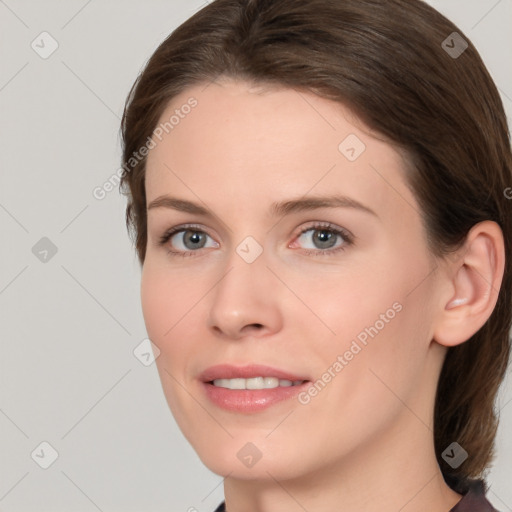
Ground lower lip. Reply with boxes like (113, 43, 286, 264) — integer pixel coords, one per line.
(201, 381, 310, 412)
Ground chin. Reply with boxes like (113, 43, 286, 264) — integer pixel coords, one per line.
(191, 436, 313, 481)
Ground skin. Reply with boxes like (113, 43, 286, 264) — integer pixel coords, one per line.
(141, 79, 504, 512)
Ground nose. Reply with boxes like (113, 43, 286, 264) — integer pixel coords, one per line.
(207, 253, 283, 340)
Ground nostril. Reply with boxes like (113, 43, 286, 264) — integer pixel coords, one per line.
(242, 323, 264, 333)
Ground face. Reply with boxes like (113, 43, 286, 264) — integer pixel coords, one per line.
(141, 79, 445, 480)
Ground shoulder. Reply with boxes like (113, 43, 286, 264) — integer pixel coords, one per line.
(445, 473, 500, 512)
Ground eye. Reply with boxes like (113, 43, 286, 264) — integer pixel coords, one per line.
(290, 222, 354, 256)
(158, 224, 218, 257)
(158, 221, 354, 258)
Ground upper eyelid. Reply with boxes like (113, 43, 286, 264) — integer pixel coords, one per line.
(163, 221, 348, 235)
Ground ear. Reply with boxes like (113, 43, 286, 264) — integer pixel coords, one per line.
(433, 220, 505, 348)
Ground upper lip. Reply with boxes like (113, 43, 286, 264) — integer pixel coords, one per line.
(199, 364, 310, 382)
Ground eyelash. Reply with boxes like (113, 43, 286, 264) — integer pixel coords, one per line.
(158, 222, 354, 258)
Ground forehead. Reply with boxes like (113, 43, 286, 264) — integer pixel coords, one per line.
(144, 80, 416, 223)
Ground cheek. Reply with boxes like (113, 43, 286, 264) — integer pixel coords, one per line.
(316, 247, 434, 396)
(140, 264, 199, 425)
(140, 265, 192, 384)
(141, 263, 192, 339)
(308, 260, 399, 343)
(141, 279, 168, 343)
(140, 262, 213, 384)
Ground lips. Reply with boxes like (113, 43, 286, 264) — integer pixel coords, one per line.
(198, 364, 312, 412)
(199, 363, 310, 383)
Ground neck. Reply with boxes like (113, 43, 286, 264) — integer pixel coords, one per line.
(222, 411, 462, 512)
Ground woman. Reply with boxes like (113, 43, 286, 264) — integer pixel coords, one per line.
(119, 0, 511, 510)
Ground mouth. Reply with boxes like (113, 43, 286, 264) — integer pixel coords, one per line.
(210, 377, 306, 389)
(198, 364, 312, 413)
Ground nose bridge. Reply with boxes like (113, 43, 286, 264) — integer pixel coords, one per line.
(207, 240, 282, 337)
(217, 230, 268, 294)
(214, 240, 268, 310)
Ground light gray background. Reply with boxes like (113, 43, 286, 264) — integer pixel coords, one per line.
(0, 1, 511, 511)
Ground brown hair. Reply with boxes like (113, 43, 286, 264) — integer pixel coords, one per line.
(119, 0, 512, 485)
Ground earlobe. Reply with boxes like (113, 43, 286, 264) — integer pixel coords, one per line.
(433, 221, 505, 348)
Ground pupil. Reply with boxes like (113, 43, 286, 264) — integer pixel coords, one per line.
(314, 230, 335, 249)
(185, 231, 205, 249)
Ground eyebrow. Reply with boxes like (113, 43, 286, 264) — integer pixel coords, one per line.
(147, 194, 378, 218)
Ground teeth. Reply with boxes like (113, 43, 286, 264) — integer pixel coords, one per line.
(212, 377, 305, 390)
